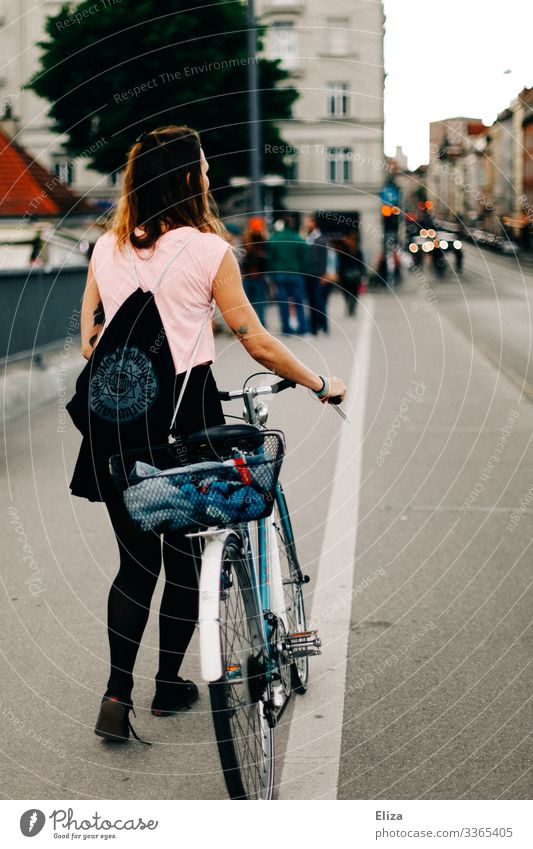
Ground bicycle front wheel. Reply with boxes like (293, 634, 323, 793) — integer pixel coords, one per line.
(209, 533, 274, 800)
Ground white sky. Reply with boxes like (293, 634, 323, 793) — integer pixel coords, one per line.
(383, 0, 533, 169)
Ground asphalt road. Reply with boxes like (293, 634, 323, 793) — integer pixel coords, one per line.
(1, 247, 531, 800)
(430, 243, 533, 399)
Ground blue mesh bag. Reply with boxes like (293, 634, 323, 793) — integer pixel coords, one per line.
(110, 431, 284, 533)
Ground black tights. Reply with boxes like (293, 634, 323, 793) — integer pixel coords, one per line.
(104, 490, 202, 703)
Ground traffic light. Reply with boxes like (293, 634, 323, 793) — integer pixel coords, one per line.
(382, 203, 400, 235)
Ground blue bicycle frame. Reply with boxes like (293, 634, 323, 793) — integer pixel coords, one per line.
(243, 482, 295, 672)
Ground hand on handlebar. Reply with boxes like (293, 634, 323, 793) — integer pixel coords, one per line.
(321, 375, 346, 405)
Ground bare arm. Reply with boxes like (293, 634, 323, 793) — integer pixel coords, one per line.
(80, 262, 105, 359)
(213, 250, 345, 400)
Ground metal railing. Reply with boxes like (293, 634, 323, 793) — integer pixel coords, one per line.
(0, 265, 87, 363)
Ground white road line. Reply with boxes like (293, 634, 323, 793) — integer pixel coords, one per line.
(278, 297, 374, 800)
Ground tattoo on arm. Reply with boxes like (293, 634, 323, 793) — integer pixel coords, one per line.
(88, 300, 105, 348)
(231, 323, 249, 342)
(93, 300, 105, 326)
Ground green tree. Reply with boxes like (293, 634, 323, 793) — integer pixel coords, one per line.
(29, 0, 297, 201)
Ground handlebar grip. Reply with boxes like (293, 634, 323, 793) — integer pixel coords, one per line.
(272, 378, 297, 393)
(328, 395, 343, 405)
(218, 390, 232, 401)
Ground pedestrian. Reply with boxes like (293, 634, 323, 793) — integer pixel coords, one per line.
(66, 125, 346, 743)
(266, 215, 308, 335)
(241, 216, 269, 328)
(338, 231, 366, 316)
(304, 214, 330, 334)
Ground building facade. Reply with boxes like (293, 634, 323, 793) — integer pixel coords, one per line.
(258, 0, 385, 260)
(425, 88, 533, 246)
(1, 0, 63, 170)
(513, 87, 533, 229)
(2, 0, 386, 256)
(0, 0, 114, 201)
(490, 107, 515, 224)
(426, 117, 491, 225)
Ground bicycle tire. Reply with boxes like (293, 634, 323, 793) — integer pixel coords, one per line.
(209, 533, 275, 800)
(274, 489, 309, 694)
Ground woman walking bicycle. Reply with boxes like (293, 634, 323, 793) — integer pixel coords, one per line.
(67, 125, 345, 744)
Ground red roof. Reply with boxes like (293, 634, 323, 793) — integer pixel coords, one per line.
(467, 121, 488, 136)
(0, 128, 93, 218)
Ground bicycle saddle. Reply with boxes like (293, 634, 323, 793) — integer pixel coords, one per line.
(186, 423, 264, 459)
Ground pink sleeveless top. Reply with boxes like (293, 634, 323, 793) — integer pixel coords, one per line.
(90, 226, 229, 373)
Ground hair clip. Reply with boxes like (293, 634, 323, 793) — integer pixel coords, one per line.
(136, 130, 149, 143)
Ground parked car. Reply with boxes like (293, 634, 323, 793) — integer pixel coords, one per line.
(465, 227, 519, 255)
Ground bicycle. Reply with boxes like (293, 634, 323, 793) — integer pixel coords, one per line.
(110, 372, 342, 798)
(190, 374, 327, 800)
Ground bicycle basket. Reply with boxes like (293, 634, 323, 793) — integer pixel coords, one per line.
(109, 430, 285, 534)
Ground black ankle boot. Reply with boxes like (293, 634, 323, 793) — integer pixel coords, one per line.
(151, 678, 199, 717)
(95, 696, 151, 744)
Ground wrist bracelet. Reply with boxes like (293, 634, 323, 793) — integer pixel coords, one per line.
(312, 375, 329, 400)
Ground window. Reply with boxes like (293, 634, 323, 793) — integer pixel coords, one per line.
(267, 21, 298, 69)
(326, 18, 350, 55)
(285, 152, 298, 181)
(53, 159, 75, 185)
(327, 83, 350, 117)
(327, 147, 352, 184)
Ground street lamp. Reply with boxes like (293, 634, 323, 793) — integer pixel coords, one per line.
(262, 174, 285, 232)
(247, 0, 262, 214)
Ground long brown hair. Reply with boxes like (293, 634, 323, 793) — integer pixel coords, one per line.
(112, 125, 226, 250)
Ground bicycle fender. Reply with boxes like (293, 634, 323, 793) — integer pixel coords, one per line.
(198, 530, 235, 682)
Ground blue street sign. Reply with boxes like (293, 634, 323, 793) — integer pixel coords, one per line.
(380, 185, 400, 205)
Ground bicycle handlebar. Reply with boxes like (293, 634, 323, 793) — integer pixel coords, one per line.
(271, 378, 297, 394)
(218, 378, 296, 402)
(219, 378, 344, 405)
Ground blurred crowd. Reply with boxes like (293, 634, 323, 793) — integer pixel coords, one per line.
(220, 214, 368, 336)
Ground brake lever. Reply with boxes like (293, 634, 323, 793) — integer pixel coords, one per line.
(328, 396, 350, 423)
(332, 405, 350, 423)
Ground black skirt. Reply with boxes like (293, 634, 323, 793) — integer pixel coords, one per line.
(69, 364, 225, 503)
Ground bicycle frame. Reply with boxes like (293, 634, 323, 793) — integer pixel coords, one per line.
(191, 376, 324, 798)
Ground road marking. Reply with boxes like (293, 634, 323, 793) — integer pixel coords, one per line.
(278, 297, 374, 800)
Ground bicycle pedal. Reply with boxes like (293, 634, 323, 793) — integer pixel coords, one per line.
(285, 630, 321, 658)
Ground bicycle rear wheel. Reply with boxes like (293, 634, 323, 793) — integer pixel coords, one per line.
(274, 488, 309, 694)
(209, 533, 274, 800)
